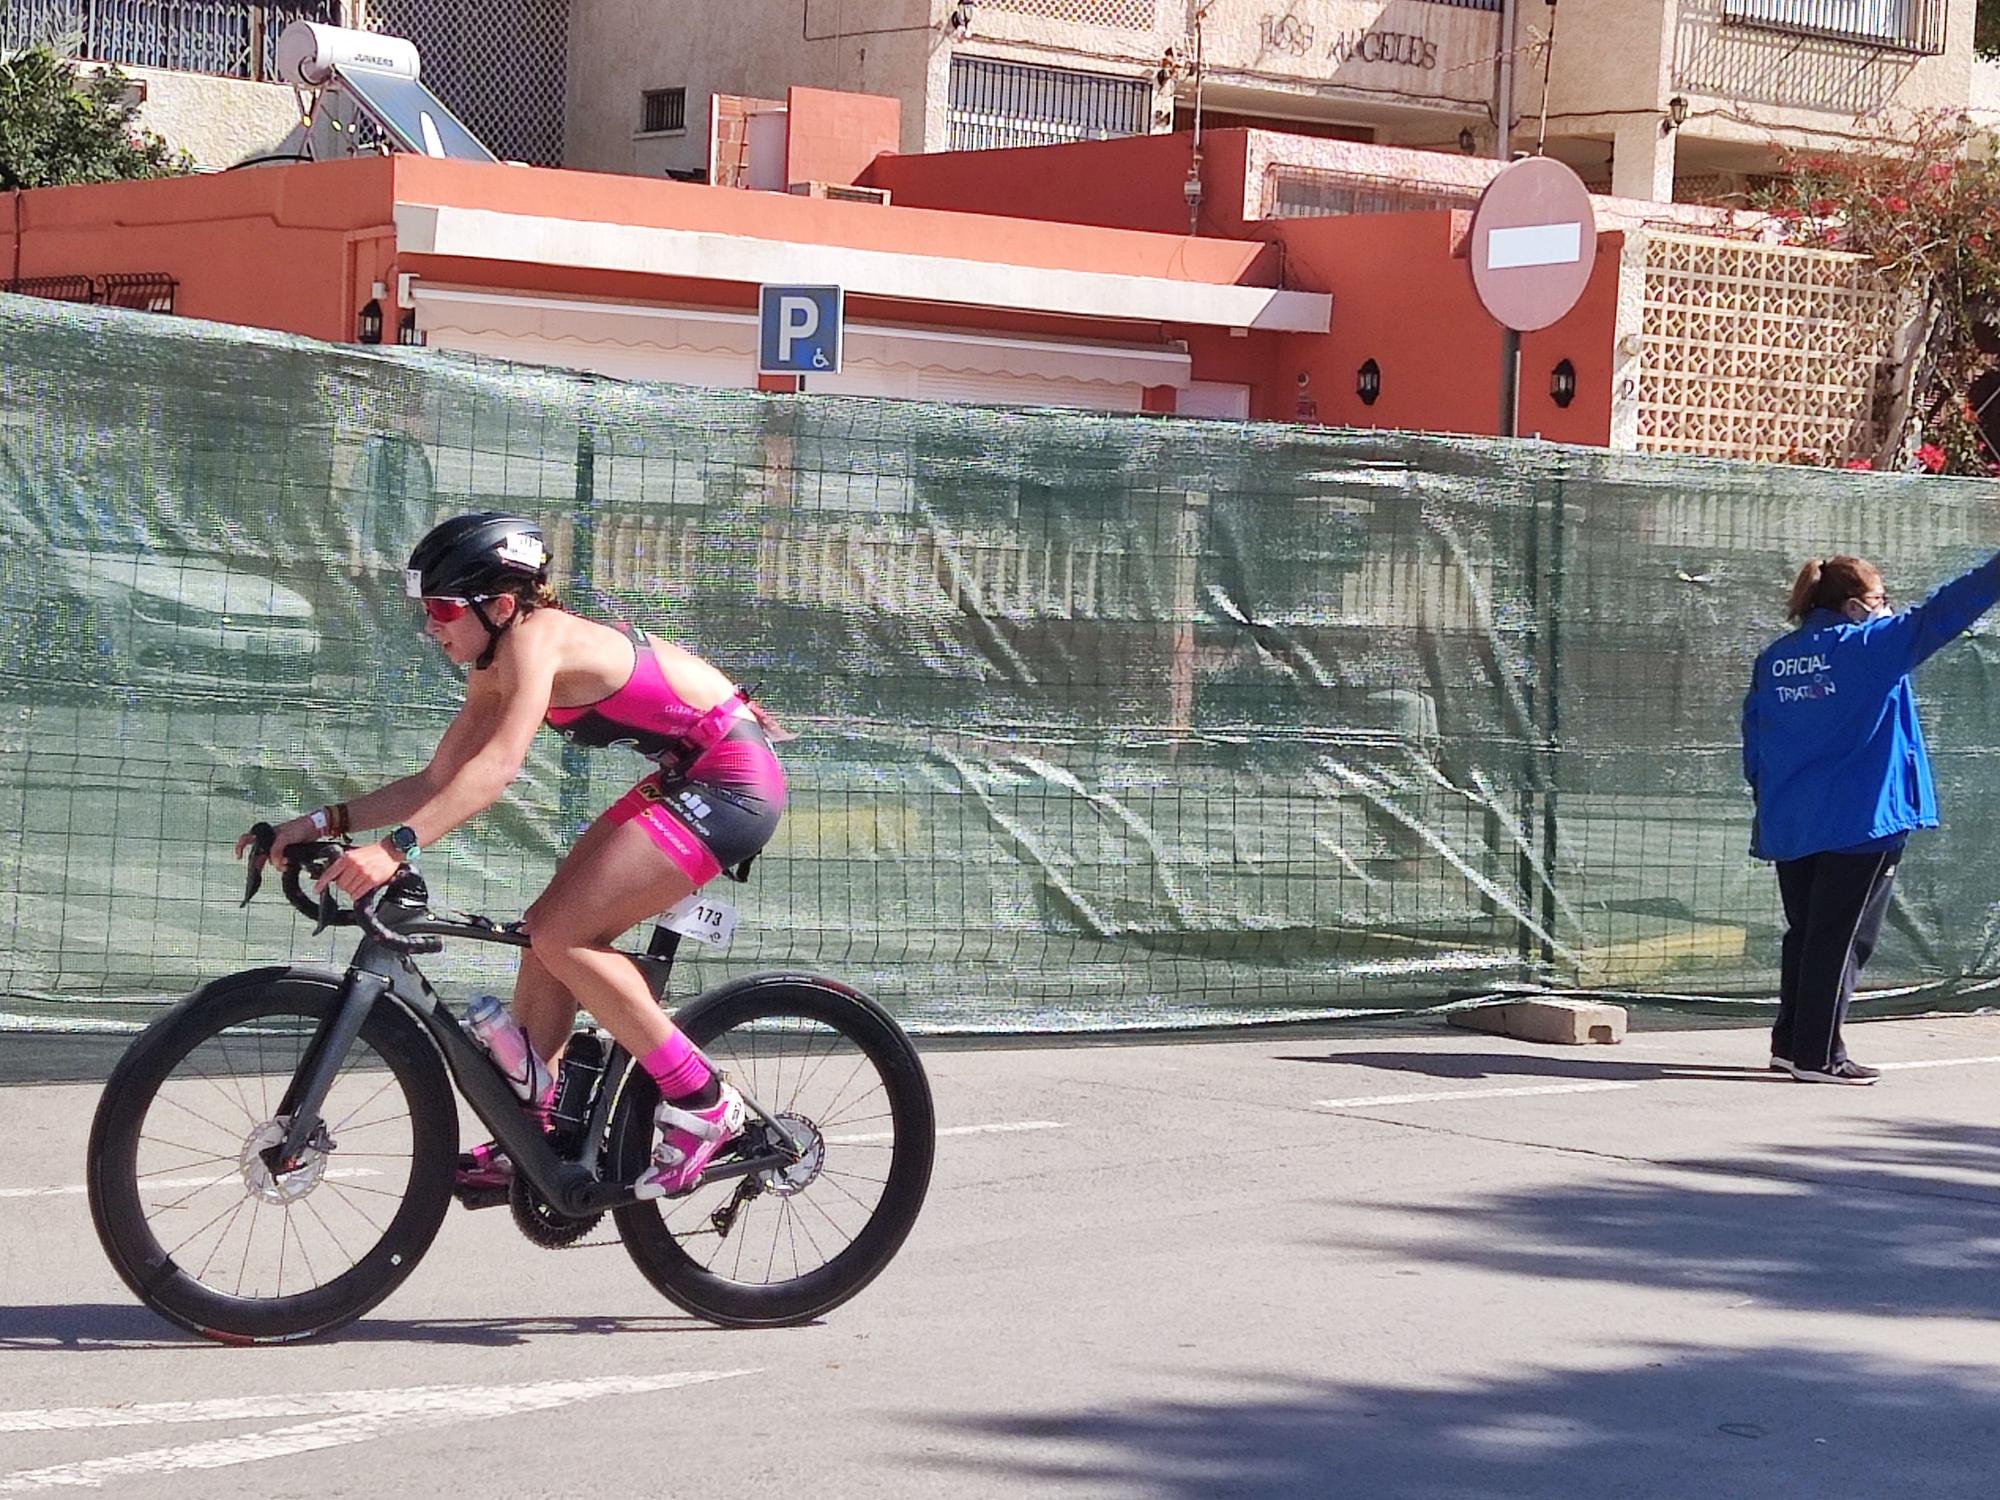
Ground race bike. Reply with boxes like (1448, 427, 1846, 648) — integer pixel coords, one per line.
(86, 829, 935, 1344)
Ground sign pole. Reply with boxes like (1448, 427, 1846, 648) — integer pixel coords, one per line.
(1495, 0, 1519, 439)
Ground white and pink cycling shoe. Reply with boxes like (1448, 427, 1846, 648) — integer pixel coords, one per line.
(633, 1082, 747, 1199)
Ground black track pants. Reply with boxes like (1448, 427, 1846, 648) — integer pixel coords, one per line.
(1772, 848, 1899, 1072)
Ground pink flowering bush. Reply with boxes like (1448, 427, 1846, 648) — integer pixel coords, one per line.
(1758, 115, 2000, 475)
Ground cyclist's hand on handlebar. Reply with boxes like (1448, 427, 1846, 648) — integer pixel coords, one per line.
(314, 838, 403, 901)
(235, 815, 317, 873)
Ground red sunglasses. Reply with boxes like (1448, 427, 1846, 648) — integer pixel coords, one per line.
(420, 596, 485, 624)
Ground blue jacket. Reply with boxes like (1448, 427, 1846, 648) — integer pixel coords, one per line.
(1742, 555, 2000, 862)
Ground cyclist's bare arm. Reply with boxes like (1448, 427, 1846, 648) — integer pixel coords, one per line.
(241, 630, 556, 872)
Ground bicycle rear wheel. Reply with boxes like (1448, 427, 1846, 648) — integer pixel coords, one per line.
(87, 968, 457, 1344)
(611, 975, 934, 1327)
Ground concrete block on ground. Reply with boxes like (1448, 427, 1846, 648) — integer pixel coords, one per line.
(1448, 998, 1627, 1046)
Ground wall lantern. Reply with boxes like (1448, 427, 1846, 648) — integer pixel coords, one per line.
(1458, 127, 1477, 155)
(357, 298, 384, 344)
(1550, 358, 1578, 408)
(1661, 95, 1689, 135)
(397, 308, 423, 346)
(1356, 358, 1382, 406)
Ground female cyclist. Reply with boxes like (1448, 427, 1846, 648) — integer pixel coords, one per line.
(1742, 549, 2000, 1085)
(236, 512, 787, 1196)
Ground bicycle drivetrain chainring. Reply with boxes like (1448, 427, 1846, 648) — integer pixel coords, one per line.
(508, 1175, 604, 1249)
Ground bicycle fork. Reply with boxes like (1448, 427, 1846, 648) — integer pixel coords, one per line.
(265, 967, 389, 1176)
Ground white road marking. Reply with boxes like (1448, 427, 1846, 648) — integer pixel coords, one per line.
(828, 1120, 1064, 1145)
(0, 1169, 380, 1200)
(1316, 1082, 1639, 1109)
(1312, 1054, 2000, 1110)
(0, 1371, 753, 1492)
(1871, 1054, 2000, 1071)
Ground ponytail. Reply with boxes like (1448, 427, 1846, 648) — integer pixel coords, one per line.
(1787, 554, 1881, 623)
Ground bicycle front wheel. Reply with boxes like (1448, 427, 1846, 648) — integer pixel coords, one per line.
(87, 968, 457, 1344)
(612, 975, 935, 1327)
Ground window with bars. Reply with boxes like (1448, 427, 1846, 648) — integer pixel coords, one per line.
(1418, 0, 1503, 10)
(0, 2, 345, 82)
(1721, 0, 1948, 54)
(946, 56, 1151, 153)
(641, 87, 687, 134)
(1264, 166, 1480, 220)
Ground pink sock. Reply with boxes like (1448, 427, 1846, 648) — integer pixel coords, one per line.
(640, 1032, 712, 1103)
(531, 1076, 556, 1133)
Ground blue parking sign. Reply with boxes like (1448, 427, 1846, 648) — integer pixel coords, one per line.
(758, 284, 844, 375)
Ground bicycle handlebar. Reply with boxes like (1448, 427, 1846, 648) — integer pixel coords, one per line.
(241, 822, 444, 955)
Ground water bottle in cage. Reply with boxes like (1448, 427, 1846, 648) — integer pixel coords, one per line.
(464, 994, 553, 1105)
(548, 1029, 608, 1149)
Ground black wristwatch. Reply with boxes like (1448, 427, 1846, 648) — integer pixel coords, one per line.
(386, 825, 420, 863)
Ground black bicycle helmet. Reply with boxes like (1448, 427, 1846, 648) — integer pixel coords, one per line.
(405, 513, 550, 668)
(405, 512, 548, 600)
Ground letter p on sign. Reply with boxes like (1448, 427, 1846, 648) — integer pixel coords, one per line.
(758, 284, 845, 375)
(778, 296, 819, 361)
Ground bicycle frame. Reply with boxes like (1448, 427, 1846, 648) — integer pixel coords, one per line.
(266, 919, 800, 1220)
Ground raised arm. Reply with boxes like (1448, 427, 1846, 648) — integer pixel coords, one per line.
(1863, 553, 2000, 675)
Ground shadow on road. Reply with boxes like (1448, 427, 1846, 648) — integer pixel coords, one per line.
(915, 1346, 2000, 1498)
(1326, 1116, 2000, 1321)
(0, 1303, 716, 1350)
(1275, 1049, 1776, 1084)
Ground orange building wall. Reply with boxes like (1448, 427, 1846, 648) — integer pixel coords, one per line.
(385, 156, 1278, 287)
(784, 87, 901, 189)
(863, 129, 1256, 238)
(2, 157, 401, 343)
(4, 150, 1621, 448)
(1263, 210, 1620, 445)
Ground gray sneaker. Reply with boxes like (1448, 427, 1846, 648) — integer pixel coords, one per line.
(1769, 1054, 1791, 1072)
(1788, 1059, 1879, 1085)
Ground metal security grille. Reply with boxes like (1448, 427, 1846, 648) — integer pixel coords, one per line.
(1418, 0, 1502, 10)
(1721, 0, 1947, 53)
(981, 0, 1156, 28)
(1, 2, 343, 80)
(364, 0, 568, 165)
(947, 56, 1151, 153)
(641, 87, 686, 135)
(1263, 165, 1480, 219)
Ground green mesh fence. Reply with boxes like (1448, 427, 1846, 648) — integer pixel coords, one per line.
(5, 293, 2000, 1033)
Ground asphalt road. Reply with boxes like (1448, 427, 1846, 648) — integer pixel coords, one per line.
(5, 1015, 2000, 1497)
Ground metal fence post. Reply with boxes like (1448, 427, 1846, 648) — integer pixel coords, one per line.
(557, 418, 597, 848)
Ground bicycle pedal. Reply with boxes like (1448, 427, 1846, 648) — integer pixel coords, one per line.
(452, 1184, 512, 1212)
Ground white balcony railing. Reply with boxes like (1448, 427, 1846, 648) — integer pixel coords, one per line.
(1720, 0, 1948, 55)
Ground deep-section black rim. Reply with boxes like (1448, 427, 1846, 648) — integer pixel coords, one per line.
(89, 973, 455, 1341)
(614, 977, 933, 1323)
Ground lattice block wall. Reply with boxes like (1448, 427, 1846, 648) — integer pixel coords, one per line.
(365, 0, 567, 165)
(1637, 231, 1903, 465)
(983, 0, 1158, 29)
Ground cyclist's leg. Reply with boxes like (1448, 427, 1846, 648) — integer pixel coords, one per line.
(523, 814, 697, 1065)
(511, 812, 630, 1062)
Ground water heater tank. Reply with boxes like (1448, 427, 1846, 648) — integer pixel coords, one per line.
(276, 21, 421, 87)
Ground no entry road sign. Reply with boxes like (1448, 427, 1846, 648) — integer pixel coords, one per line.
(1469, 156, 1598, 333)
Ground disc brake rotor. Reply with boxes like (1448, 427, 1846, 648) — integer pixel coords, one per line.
(239, 1118, 329, 1205)
(756, 1112, 825, 1197)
